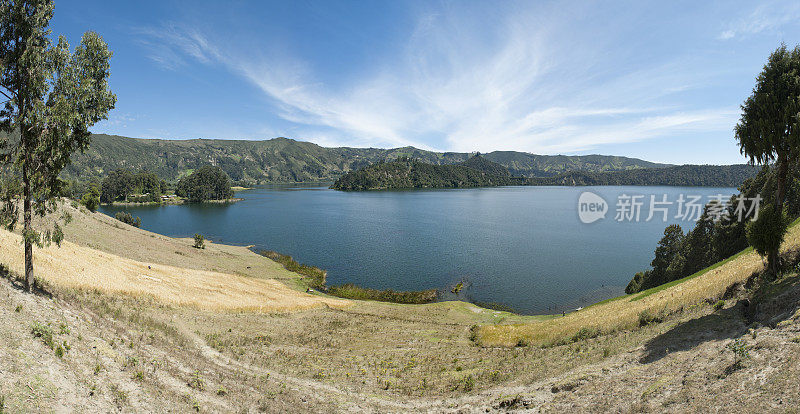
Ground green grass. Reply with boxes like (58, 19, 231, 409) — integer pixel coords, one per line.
(327, 284, 438, 304)
(630, 247, 754, 302)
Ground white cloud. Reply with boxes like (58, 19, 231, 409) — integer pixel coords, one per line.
(136, 5, 739, 154)
(718, 1, 800, 40)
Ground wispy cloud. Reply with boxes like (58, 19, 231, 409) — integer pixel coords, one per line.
(718, 1, 800, 40)
(135, 4, 738, 154)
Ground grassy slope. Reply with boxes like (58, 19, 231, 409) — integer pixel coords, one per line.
(475, 223, 800, 347)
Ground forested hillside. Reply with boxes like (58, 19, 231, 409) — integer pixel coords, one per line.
(331, 156, 525, 190)
(331, 156, 757, 191)
(529, 164, 760, 187)
(62, 134, 669, 184)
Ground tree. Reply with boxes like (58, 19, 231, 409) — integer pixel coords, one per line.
(0, 0, 116, 291)
(80, 184, 100, 212)
(746, 204, 789, 274)
(735, 44, 800, 213)
(193, 233, 205, 249)
(176, 166, 233, 202)
(639, 224, 685, 291)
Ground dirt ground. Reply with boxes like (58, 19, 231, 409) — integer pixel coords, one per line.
(1, 205, 799, 412)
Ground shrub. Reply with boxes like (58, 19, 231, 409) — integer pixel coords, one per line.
(570, 327, 601, 342)
(326, 284, 438, 304)
(746, 204, 789, 274)
(188, 371, 205, 390)
(727, 338, 750, 361)
(193, 233, 205, 249)
(114, 212, 141, 228)
(31, 321, 54, 349)
(80, 185, 101, 212)
(713, 300, 725, 311)
(638, 308, 666, 327)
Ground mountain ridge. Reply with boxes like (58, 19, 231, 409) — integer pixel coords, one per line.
(63, 134, 673, 184)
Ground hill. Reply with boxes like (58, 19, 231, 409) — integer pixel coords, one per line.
(61, 134, 669, 184)
(330, 155, 525, 190)
(529, 164, 760, 187)
(332, 156, 759, 190)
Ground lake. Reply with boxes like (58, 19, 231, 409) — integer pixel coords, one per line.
(100, 185, 738, 314)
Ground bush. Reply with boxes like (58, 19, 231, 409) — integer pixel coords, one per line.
(80, 185, 101, 212)
(638, 308, 667, 327)
(114, 212, 141, 228)
(746, 204, 790, 273)
(193, 233, 205, 249)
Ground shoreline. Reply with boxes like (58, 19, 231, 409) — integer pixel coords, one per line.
(103, 197, 244, 206)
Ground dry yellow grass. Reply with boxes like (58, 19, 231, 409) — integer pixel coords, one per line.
(0, 228, 349, 312)
(477, 224, 800, 347)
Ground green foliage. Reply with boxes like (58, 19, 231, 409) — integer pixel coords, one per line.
(114, 211, 141, 228)
(326, 284, 438, 304)
(735, 44, 800, 270)
(333, 155, 758, 191)
(638, 308, 667, 327)
(30, 321, 54, 349)
(472, 301, 516, 313)
(529, 164, 759, 187)
(713, 300, 725, 311)
(570, 327, 601, 342)
(80, 185, 101, 212)
(727, 338, 750, 361)
(62, 135, 669, 185)
(626, 164, 788, 294)
(100, 169, 162, 203)
(193, 233, 205, 249)
(176, 165, 233, 202)
(259, 250, 326, 288)
(746, 203, 789, 273)
(187, 371, 205, 391)
(332, 156, 527, 190)
(0, 0, 116, 291)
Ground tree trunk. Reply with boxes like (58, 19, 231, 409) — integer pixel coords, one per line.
(770, 154, 789, 276)
(768, 249, 779, 275)
(22, 162, 33, 292)
(776, 155, 789, 212)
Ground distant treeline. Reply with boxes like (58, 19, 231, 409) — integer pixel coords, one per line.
(61, 134, 668, 185)
(528, 164, 760, 187)
(625, 165, 800, 294)
(331, 156, 759, 191)
(331, 155, 525, 190)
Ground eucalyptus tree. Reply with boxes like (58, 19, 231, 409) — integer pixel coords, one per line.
(735, 44, 800, 273)
(0, 0, 116, 291)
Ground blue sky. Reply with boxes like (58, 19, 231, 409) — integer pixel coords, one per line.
(51, 0, 800, 164)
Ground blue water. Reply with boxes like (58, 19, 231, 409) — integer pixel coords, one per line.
(100, 185, 737, 314)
